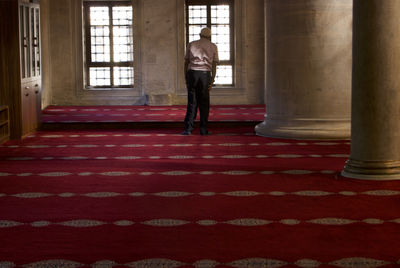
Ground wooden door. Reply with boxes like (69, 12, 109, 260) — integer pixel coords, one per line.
(32, 81, 41, 130)
(21, 82, 32, 136)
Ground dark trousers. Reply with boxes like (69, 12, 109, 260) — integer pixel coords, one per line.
(184, 70, 211, 133)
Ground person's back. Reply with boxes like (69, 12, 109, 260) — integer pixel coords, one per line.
(182, 28, 219, 136)
(186, 38, 218, 72)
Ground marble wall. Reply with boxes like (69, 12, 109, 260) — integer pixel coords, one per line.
(41, 0, 265, 107)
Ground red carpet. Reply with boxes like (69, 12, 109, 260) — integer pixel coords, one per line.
(1, 126, 400, 267)
(42, 105, 265, 123)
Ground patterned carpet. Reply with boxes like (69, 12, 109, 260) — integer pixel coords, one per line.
(42, 105, 265, 123)
(0, 125, 400, 267)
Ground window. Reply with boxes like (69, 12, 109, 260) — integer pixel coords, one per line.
(84, 1, 134, 88)
(186, 0, 234, 86)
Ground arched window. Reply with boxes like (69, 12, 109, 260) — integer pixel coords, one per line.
(83, 1, 134, 89)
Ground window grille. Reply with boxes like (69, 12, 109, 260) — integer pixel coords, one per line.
(84, 1, 133, 88)
(186, 0, 234, 86)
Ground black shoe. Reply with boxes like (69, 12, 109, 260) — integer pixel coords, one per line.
(181, 130, 192, 135)
(200, 130, 210, 136)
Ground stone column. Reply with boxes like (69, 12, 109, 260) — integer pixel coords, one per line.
(255, 0, 352, 139)
(342, 0, 400, 180)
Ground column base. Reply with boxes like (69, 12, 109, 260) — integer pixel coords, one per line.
(342, 158, 400, 181)
(255, 117, 350, 140)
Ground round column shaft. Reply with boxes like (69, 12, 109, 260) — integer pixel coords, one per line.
(342, 0, 400, 180)
(256, 0, 352, 139)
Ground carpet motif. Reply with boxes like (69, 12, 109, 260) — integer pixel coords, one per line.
(1, 126, 400, 266)
(2, 190, 400, 199)
(42, 105, 265, 123)
(2, 218, 400, 228)
(0, 257, 398, 268)
(0, 170, 340, 177)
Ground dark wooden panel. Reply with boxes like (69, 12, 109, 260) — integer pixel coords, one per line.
(0, 105, 10, 143)
(0, 1, 41, 139)
(0, 1, 23, 139)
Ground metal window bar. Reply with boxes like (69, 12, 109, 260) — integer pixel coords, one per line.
(84, 1, 133, 88)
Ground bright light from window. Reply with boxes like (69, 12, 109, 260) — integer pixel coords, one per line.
(187, 3, 233, 86)
(86, 3, 133, 88)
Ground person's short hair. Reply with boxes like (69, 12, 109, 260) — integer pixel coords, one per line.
(200, 27, 211, 38)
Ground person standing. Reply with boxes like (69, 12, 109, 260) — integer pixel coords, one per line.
(182, 27, 219, 135)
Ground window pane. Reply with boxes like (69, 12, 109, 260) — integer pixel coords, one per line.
(215, 65, 232, 85)
(90, 6, 109, 26)
(189, 25, 206, 43)
(186, 2, 234, 86)
(20, 6, 25, 78)
(211, 25, 230, 61)
(90, 26, 110, 62)
(113, 6, 132, 25)
(211, 5, 230, 24)
(85, 2, 134, 88)
(188, 5, 207, 24)
(113, 26, 133, 62)
(31, 8, 35, 76)
(114, 67, 134, 86)
(89, 67, 111, 86)
(25, 6, 30, 77)
(36, 8, 40, 75)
